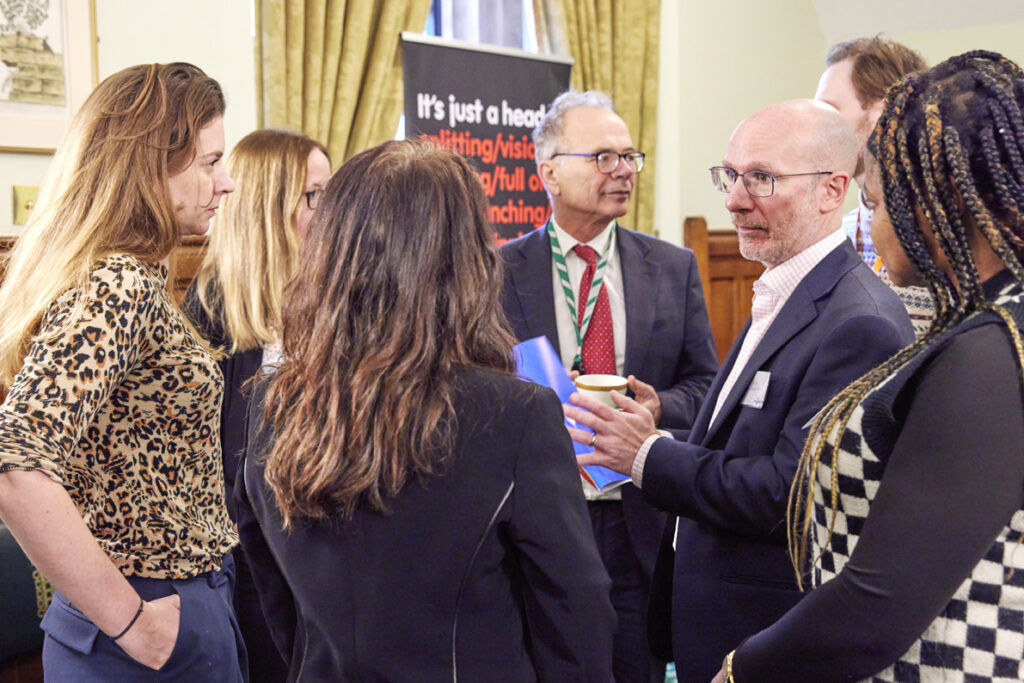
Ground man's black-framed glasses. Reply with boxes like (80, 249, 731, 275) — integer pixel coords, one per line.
(709, 166, 832, 198)
(304, 188, 323, 210)
(551, 151, 646, 174)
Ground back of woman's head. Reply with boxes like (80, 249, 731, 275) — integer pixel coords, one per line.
(874, 51, 1024, 314)
(195, 128, 329, 352)
(0, 62, 224, 383)
(291, 138, 509, 365)
(264, 138, 516, 527)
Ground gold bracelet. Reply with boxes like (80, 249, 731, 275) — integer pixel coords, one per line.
(724, 649, 736, 683)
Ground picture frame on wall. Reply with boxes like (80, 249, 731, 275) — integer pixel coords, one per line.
(0, 0, 96, 154)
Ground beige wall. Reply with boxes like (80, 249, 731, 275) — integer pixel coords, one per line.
(656, 6, 1024, 241)
(654, 0, 828, 243)
(94, 0, 257, 154)
(0, 0, 256, 236)
(890, 22, 1024, 69)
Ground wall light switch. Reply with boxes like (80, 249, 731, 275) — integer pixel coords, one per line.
(12, 185, 39, 226)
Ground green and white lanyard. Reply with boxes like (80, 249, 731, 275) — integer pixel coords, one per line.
(546, 219, 617, 371)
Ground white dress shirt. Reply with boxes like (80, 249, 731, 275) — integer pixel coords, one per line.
(550, 219, 626, 375)
(632, 227, 849, 489)
(550, 218, 626, 500)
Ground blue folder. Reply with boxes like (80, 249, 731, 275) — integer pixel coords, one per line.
(513, 336, 629, 491)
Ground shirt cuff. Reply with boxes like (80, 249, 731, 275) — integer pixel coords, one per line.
(631, 432, 667, 488)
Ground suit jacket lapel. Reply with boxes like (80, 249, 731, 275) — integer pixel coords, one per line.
(690, 319, 749, 444)
(703, 241, 861, 440)
(618, 228, 656, 378)
(508, 227, 560, 345)
(705, 289, 816, 437)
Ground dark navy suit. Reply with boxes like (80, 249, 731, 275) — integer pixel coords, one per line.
(642, 240, 915, 683)
(500, 224, 718, 681)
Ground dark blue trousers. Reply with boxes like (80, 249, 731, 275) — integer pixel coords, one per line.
(588, 500, 666, 683)
(40, 555, 247, 682)
(232, 547, 287, 682)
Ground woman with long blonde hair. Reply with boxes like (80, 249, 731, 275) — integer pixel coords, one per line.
(0, 63, 244, 680)
(188, 129, 330, 355)
(235, 139, 616, 681)
(184, 127, 329, 682)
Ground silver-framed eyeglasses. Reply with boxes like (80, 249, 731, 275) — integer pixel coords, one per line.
(551, 151, 646, 174)
(709, 166, 832, 198)
(304, 188, 323, 210)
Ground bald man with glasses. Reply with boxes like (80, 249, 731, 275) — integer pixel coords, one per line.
(500, 90, 718, 683)
(564, 99, 914, 683)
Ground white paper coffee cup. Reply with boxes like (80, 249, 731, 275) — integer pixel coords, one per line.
(574, 374, 629, 409)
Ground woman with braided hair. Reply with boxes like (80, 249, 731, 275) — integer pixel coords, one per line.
(713, 50, 1024, 682)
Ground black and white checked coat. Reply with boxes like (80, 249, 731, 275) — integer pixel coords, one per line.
(811, 281, 1024, 682)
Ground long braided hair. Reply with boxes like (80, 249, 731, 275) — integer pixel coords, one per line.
(788, 51, 1024, 587)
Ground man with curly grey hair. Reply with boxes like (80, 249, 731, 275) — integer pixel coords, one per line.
(500, 89, 719, 683)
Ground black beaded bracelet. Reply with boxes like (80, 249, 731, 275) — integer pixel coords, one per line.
(111, 597, 145, 641)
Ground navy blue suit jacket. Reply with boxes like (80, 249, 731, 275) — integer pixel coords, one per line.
(643, 240, 915, 682)
(183, 283, 263, 520)
(499, 224, 718, 579)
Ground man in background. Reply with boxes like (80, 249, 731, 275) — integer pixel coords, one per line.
(815, 36, 934, 335)
(500, 90, 718, 683)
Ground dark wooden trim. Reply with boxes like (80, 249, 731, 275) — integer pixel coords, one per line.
(683, 216, 711, 302)
(0, 236, 209, 306)
(171, 235, 209, 303)
(0, 652, 44, 681)
(684, 216, 762, 364)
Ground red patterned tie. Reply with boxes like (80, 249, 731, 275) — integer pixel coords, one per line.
(573, 244, 616, 375)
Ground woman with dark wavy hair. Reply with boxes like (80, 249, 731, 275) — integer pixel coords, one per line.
(714, 51, 1024, 683)
(236, 139, 615, 682)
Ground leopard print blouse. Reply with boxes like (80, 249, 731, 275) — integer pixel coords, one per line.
(0, 254, 237, 578)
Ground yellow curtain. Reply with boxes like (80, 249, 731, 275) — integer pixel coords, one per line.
(532, 0, 660, 235)
(256, 0, 432, 163)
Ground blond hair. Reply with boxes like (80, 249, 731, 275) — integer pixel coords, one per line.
(0, 62, 225, 384)
(192, 129, 329, 352)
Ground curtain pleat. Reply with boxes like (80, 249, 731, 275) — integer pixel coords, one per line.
(257, 0, 431, 163)
(532, 0, 660, 236)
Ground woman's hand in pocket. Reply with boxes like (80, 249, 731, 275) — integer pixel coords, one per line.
(116, 593, 182, 670)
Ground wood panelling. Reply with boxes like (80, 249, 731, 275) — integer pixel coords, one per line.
(1, 222, 760, 366)
(171, 235, 209, 303)
(0, 236, 208, 306)
(685, 217, 762, 364)
(0, 653, 44, 682)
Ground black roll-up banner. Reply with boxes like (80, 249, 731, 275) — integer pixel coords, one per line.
(402, 33, 572, 244)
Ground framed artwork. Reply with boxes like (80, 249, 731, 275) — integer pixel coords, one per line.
(0, 0, 96, 153)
